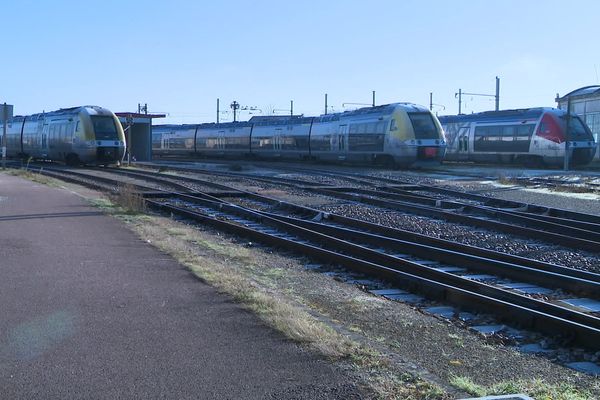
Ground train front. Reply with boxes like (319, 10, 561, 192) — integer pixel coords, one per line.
(78, 107, 126, 164)
(388, 104, 446, 166)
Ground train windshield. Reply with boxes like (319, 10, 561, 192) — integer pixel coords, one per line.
(567, 116, 594, 141)
(92, 116, 119, 140)
(408, 113, 439, 139)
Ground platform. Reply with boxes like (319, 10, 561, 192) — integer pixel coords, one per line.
(0, 174, 360, 399)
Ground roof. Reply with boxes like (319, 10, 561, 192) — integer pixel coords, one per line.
(438, 108, 551, 124)
(557, 85, 600, 101)
(116, 112, 166, 119)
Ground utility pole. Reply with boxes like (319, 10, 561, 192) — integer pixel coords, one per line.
(372, 90, 376, 107)
(324, 94, 328, 115)
(564, 97, 571, 171)
(456, 77, 500, 114)
(217, 98, 220, 123)
(290, 100, 293, 116)
(495, 76, 500, 111)
(430, 92, 433, 111)
(455, 89, 463, 114)
(230, 101, 240, 122)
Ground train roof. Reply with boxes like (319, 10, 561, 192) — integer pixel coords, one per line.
(154, 102, 431, 128)
(437, 108, 561, 124)
(249, 115, 314, 126)
(12, 105, 112, 120)
(154, 121, 254, 130)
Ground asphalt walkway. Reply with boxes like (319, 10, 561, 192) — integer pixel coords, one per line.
(0, 174, 362, 399)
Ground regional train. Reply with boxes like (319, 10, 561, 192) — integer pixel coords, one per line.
(439, 108, 597, 166)
(1, 106, 126, 165)
(152, 103, 446, 167)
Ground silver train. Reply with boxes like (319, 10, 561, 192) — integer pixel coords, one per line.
(153, 103, 446, 167)
(439, 108, 597, 166)
(1, 106, 126, 165)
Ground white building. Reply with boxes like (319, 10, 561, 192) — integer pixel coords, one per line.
(556, 86, 600, 160)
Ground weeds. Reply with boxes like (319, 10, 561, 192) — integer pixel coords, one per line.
(109, 183, 146, 214)
(450, 375, 592, 400)
(5, 168, 55, 186)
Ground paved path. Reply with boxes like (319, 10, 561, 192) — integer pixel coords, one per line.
(0, 174, 362, 399)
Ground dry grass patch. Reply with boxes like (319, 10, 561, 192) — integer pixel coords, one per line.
(119, 214, 448, 399)
(4, 168, 58, 186)
(109, 183, 146, 214)
(450, 375, 593, 400)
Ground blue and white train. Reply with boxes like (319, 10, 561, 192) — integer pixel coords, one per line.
(152, 103, 446, 167)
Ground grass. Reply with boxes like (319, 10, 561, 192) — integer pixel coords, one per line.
(450, 375, 593, 400)
(447, 333, 465, 348)
(4, 167, 58, 186)
(121, 213, 449, 399)
(109, 183, 146, 214)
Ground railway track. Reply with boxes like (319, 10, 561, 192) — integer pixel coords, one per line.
(132, 162, 600, 252)
(14, 164, 600, 351)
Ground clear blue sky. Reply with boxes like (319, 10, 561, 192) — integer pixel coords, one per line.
(3, 0, 600, 123)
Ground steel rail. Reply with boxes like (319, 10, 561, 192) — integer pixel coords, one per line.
(135, 162, 600, 232)
(97, 165, 600, 283)
(13, 164, 600, 348)
(146, 195, 600, 349)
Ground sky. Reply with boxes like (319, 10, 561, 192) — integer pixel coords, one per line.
(2, 0, 600, 124)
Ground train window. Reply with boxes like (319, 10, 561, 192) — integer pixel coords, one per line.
(390, 119, 398, 131)
(91, 116, 118, 140)
(569, 117, 593, 140)
(408, 113, 439, 139)
(75, 121, 80, 132)
(502, 126, 516, 136)
(349, 124, 358, 134)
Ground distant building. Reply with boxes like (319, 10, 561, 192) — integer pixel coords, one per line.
(556, 85, 600, 160)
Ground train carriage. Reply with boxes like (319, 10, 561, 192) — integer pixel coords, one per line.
(196, 122, 253, 157)
(2, 106, 126, 165)
(152, 102, 446, 167)
(439, 108, 597, 166)
(250, 116, 312, 159)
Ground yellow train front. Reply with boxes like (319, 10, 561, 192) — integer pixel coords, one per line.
(4, 105, 126, 165)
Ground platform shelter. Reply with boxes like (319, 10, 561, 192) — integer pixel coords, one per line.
(116, 112, 165, 162)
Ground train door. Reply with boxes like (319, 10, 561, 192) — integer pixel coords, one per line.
(456, 126, 470, 160)
(337, 124, 348, 159)
(218, 130, 226, 151)
(41, 123, 49, 157)
(274, 128, 283, 152)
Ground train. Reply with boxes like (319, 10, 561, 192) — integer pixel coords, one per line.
(439, 108, 597, 166)
(1, 106, 126, 165)
(152, 103, 446, 167)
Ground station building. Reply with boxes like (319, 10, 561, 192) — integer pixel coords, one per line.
(556, 85, 600, 160)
